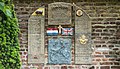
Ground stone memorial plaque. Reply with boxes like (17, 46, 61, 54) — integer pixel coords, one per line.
(48, 38, 71, 64)
(28, 3, 92, 65)
(48, 2, 72, 25)
(28, 15, 45, 63)
(75, 8, 92, 64)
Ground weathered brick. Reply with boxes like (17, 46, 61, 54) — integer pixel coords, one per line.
(105, 55, 116, 58)
(61, 66, 67, 69)
(103, 37, 109, 39)
(104, 22, 109, 24)
(94, 3, 106, 6)
(92, 18, 103, 21)
(109, 37, 116, 39)
(109, 58, 115, 61)
(102, 45, 107, 47)
(13, 0, 120, 68)
(92, 22, 102, 24)
(102, 58, 108, 61)
(107, 41, 117, 44)
(92, 26, 105, 28)
(68, 66, 74, 69)
(96, 29, 102, 32)
(95, 52, 101, 54)
(110, 22, 116, 24)
(112, 48, 119, 50)
(101, 33, 112, 36)
(101, 14, 118, 17)
(103, 29, 108, 32)
(116, 22, 120, 25)
(94, 41, 105, 43)
(100, 62, 113, 65)
(103, 52, 109, 55)
(106, 26, 117, 28)
(24, 67, 29, 69)
(111, 66, 120, 69)
(94, 55, 104, 57)
(114, 62, 120, 65)
(116, 58, 120, 61)
(108, 45, 114, 48)
(92, 33, 99, 36)
(100, 66, 110, 69)
(44, 67, 49, 69)
(96, 45, 101, 47)
(96, 58, 101, 61)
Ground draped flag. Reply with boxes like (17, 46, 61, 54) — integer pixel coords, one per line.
(47, 28, 58, 36)
(62, 28, 74, 35)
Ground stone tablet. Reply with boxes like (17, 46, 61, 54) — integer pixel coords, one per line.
(75, 8, 92, 64)
(48, 38, 71, 64)
(28, 15, 45, 63)
(48, 2, 72, 25)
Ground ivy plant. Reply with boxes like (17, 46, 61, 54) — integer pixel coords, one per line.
(0, 0, 21, 69)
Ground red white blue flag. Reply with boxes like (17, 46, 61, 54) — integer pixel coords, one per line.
(62, 28, 74, 35)
(47, 28, 58, 36)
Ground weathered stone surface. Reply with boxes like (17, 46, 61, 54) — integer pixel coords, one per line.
(48, 2, 72, 25)
(48, 38, 71, 64)
(75, 8, 92, 64)
(28, 16, 45, 63)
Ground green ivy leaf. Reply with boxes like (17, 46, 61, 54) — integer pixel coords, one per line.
(0, 62, 5, 69)
(0, 2, 4, 11)
(5, 9, 12, 18)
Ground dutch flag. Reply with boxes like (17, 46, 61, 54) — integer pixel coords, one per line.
(47, 28, 58, 36)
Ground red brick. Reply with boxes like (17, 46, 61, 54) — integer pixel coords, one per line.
(106, 26, 117, 28)
(116, 22, 120, 25)
(104, 22, 109, 24)
(113, 48, 119, 50)
(102, 58, 108, 61)
(108, 45, 114, 48)
(111, 66, 120, 69)
(94, 41, 105, 43)
(44, 67, 49, 69)
(96, 45, 101, 47)
(102, 45, 107, 47)
(103, 29, 108, 32)
(24, 67, 29, 69)
(101, 33, 112, 36)
(96, 29, 102, 32)
(114, 62, 120, 65)
(92, 18, 103, 21)
(100, 66, 110, 69)
(102, 51, 108, 54)
(96, 58, 101, 61)
(107, 41, 117, 44)
(75, 65, 81, 69)
(94, 55, 104, 57)
(92, 22, 102, 24)
(95, 52, 101, 54)
(100, 62, 113, 65)
(94, 3, 106, 6)
(92, 33, 99, 36)
(110, 22, 116, 24)
(116, 58, 120, 61)
(109, 58, 115, 61)
(13, 0, 120, 69)
(68, 66, 74, 69)
(92, 26, 105, 28)
(61, 66, 67, 69)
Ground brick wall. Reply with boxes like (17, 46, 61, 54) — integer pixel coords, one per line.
(13, 0, 120, 69)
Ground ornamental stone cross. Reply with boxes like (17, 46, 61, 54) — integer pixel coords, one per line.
(58, 25, 62, 34)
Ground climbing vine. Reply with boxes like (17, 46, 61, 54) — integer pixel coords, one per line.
(0, 0, 21, 69)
